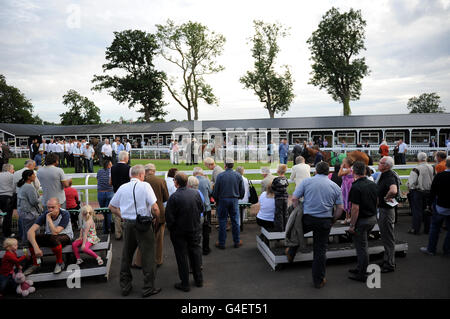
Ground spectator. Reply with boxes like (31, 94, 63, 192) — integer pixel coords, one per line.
(55, 140, 64, 168)
(116, 140, 125, 163)
(271, 164, 289, 232)
(236, 166, 250, 231)
(25, 198, 74, 275)
(72, 142, 83, 173)
(111, 138, 119, 165)
(260, 166, 274, 193)
(375, 156, 398, 273)
(290, 161, 344, 289)
(97, 160, 114, 234)
(172, 141, 180, 165)
(0, 238, 28, 296)
(313, 146, 324, 166)
(279, 138, 289, 164)
(338, 157, 354, 224)
(108, 165, 161, 298)
(290, 156, 311, 188)
(398, 139, 407, 164)
(204, 157, 224, 187)
(13, 160, 40, 194)
(193, 167, 213, 255)
(267, 140, 276, 163)
(111, 151, 131, 240)
(421, 157, 450, 256)
(292, 140, 302, 162)
(133, 164, 169, 269)
(165, 173, 204, 292)
(393, 141, 400, 165)
(72, 205, 103, 266)
(328, 163, 343, 187)
(0, 164, 15, 237)
(434, 151, 447, 174)
(407, 152, 434, 235)
(64, 179, 80, 229)
(212, 158, 245, 249)
(165, 168, 178, 197)
(101, 139, 113, 164)
(125, 139, 132, 165)
(347, 161, 378, 282)
(37, 153, 69, 211)
(256, 184, 276, 230)
(82, 143, 95, 173)
(16, 169, 41, 243)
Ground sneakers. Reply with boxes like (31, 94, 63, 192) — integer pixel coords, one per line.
(76, 258, 84, 265)
(420, 247, 435, 256)
(53, 262, 65, 274)
(24, 265, 41, 276)
(174, 283, 190, 292)
(97, 257, 104, 266)
(142, 287, 162, 298)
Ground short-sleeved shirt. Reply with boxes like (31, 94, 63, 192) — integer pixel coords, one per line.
(82, 147, 95, 159)
(376, 170, 397, 209)
(64, 187, 79, 210)
(35, 209, 74, 240)
(293, 174, 343, 218)
(398, 142, 407, 154)
(256, 192, 276, 222)
(109, 178, 157, 220)
(37, 165, 67, 205)
(348, 177, 378, 218)
(97, 168, 113, 192)
(101, 144, 112, 157)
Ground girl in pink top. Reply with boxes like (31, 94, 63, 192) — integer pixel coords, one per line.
(72, 205, 103, 265)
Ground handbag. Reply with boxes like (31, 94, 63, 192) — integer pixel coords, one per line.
(248, 180, 258, 204)
(133, 182, 153, 232)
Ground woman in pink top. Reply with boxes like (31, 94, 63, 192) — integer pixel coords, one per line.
(338, 157, 354, 224)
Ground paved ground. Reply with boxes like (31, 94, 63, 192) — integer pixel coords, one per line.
(19, 210, 450, 299)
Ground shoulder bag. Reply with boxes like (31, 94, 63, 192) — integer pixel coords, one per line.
(248, 180, 258, 204)
(133, 182, 153, 232)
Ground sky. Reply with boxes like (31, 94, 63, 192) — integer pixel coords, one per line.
(1, 0, 449, 123)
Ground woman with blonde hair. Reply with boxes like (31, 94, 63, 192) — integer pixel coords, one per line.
(72, 205, 103, 265)
(256, 181, 276, 230)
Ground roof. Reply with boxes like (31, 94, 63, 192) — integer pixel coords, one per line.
(1, 113, 449, 136)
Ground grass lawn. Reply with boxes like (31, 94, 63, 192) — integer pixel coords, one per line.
(8, 157, 415, 203)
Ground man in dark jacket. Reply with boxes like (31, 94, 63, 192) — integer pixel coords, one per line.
(212, 158, 245, 249)
(292, 140, 302, 163)
(111, 151, 130, 240)
(165, 173, 204, 292)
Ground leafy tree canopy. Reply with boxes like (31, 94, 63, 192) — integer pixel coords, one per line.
(407, 92, 445, 113)
(60, 89, 101, 125)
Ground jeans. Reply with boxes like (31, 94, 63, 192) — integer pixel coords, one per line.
(280, 155, 288, 164)
(98, 191, 114, 233)
(84, 158, 93, 173)
(217, 198, 240, 246)
(409, 190, 431, 233)
(353, 216, 377, 276)
(378, 207, 396, 269)
(427, 211, 450, 255)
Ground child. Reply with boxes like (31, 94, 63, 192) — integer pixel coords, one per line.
(338, 157, 354, 224)
(271, 164, 289, 232)
(64, 179, 80, 229)
(72, 205, 103, 266)
(0, 238, 29, 295)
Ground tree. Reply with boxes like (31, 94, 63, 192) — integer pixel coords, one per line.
(0, 74, 42, 124)
(240, 20, 294, 118)
(156, 20, 226, 120)
(407, 93, 445, 113)
(92, 30, 167, 122)
(59, 90, 101, 125)
(307, 7, 370, 116)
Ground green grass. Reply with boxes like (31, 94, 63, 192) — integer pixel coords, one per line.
(9, 158, 415, 202)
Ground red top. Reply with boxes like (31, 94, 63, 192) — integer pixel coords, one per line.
(64, 187, 79, 209)
(379, 144, 389, 157)
(0, 250, 26, 276)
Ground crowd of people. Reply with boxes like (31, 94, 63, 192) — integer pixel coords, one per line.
(0, 140, 449, 296)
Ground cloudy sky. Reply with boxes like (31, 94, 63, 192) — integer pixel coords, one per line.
(1, 0, 449, 123)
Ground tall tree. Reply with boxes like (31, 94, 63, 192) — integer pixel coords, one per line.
(407, 93, 445, 113)
(92, 30, 166, 122)
(240, 20, 294, 118)
(156, 20, 226, 120)
(307, 7, 370, 116)
(60, 90, 101, 125)
(0, 74, 42, 124)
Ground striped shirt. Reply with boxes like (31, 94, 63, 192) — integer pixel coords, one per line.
(97, 168, 113, 192)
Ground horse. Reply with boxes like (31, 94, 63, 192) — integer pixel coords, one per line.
(307, 148, 369, 166)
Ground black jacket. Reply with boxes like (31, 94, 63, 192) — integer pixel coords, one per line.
(165, 187, 203, 234)
(431, 171, 450, 209)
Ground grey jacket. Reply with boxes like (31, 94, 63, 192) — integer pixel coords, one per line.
(285, 203, 305, 249)
(17, 183, 41, 218)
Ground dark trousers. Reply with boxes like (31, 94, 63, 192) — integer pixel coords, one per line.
(300, 214, 332, 285)
(427, 209, 450, 255)
(256, 217, 274, 230)
(112, 152, 117, 165)
(120, 220, 156, 295)
(202, 211, 211, 253)
(273, 197, 288, 232)
(98, 191, 114, 234)
(58, 152, 65, 167)
(410, 190, 431, 234)
(74, 157, 82, 173)
(353, 216, 376, 276)
(34, 233, 71, 248)
(378, 207, 396, 269)
(170, 230, 203, 287)
(63, 152, 69, 167)
(0, 195, 13, 237)
(84, 158, 93, 173)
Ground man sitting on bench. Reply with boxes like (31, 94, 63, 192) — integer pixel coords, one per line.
(24, 198, 74, 276)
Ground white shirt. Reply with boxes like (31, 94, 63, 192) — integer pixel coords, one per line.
(72, 146, 83, 156)
(65, 143, 72, 153)
(112, 142, 118, 153)
(48, 143, 57, 153)
(165, 177, 177, 196)
(125, 142, 132, 152)
(399, 142, 407, 153)
(239, 176, 250, 204)
(55, 143, 64, 153)
(102, 144, 112, 157)
(109, 178, 157, 220)
(289, 163, 311, 187)
(82, 147, 95, 159)
(256, 192, 276, 222)
(39, 143, 48, 152)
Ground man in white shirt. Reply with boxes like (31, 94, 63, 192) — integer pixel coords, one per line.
(109, 165, 161, 298)
(55, 140, 64, 168)
(125, 138, 132, 165)
(72, 142, 83, 173)
(102, 139, 113, 163)
(290, 156, 311, 188)
(398, 139, 407, 164)
(82, 143, 95, 173)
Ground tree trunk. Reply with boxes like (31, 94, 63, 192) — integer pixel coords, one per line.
(187, 108, 192, 121)
(343, 96, 351, 116)
(268, 109, 275, 118)
(194, 106, 199, 120)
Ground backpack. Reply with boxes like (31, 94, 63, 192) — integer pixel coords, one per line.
(248, 180, 258, 204)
